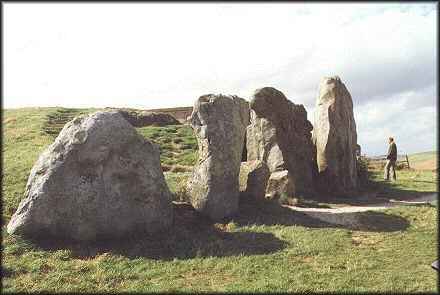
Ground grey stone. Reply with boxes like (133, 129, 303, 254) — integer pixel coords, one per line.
(7, 111, 173, 241)
(187, 94, 249, 220)
(240, 160, 270, 200)
(312, 76, 358, 195)
(265, 170, 295, 199)
(246, 87, 315, 199)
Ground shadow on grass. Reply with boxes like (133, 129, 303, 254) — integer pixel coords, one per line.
(412, 180, 437, 184)
(22, 197, 410, 261)
(1, 266, 14, 278)
(24, 203, 288, 260)
(300, 176, 437, 207)
(234, 197, 410, 233)
(13, 176, 421, 261)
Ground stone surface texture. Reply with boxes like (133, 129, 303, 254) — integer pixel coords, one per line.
(187, 94, 249, 220)
(265, 170, 295, 199)
(7, 111, 173, 241)
(246, 87, 315, 199)
(312, 76, 358, 195)
(239, 160, 270, 200)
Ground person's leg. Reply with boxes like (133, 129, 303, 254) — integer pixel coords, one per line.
(384, 160, 390, 180)
(391, 160, 397, 181)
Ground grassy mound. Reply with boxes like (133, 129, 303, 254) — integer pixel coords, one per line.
(41, 108, 91, 137)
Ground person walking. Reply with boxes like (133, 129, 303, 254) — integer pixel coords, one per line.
(384, 137, 397, 181)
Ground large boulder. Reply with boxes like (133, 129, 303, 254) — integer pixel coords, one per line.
(7, 111, 173, 241)
(312, 76, 358, 195)
(245, 87, 315, 199)
(116, 109, 180, 127)
(187, 94, 249, 220)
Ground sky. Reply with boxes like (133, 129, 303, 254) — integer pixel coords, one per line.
(3, 3, 438, 156)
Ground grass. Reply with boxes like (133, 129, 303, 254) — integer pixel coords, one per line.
(136, 125, 197, 169)
(41, 108, 92, 137)
(408, 151, 438, 163)
(164, 172, 192, 202)
(369, 169, 437, 197)
(3, 108, 62, 219)
(2, 108, 438, 293)
(407, 151, 438, 171)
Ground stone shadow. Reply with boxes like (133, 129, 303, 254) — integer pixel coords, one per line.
(17, 189, 414, 261)
(301, 176, 437, 207)
(25, 202, 288, 261)
(233, 197, 410, 233)
(1, 266, 14, 278)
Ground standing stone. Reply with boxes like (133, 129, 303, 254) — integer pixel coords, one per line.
(7, 111, 173, 241)
(187, 94, 249, 220)
(239, 160, 270, 199)
(312, 76, 358, 195)
(245, 87, 315, 199)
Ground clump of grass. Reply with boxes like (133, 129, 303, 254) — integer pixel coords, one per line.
(357, 156, 371, 189)
(137, 125, 198, 169)
(164, 172, 191, 202)
(41, 108, 90, 137)
(179, 152, 198, 166)
(161, 137, 172, 144)
(174, 183, 191, 203)
(164, 126, 178, 133)
(170, 165, 192, 173)
(161, 164, 172, 172)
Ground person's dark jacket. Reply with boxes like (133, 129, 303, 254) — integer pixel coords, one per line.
(386, 142, 397, 161)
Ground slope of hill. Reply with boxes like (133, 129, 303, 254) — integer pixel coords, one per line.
(408, 151, 437, 170)
(367, 151, 437, 171)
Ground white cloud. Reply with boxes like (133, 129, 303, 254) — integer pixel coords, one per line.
(355, 92, 437, 155)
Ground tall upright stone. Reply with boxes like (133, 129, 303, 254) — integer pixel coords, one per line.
(245, 87, 315, 199)
(7, 111, 173, 241)
(312, 76, 358, 195)
(187, 94, 249, 220)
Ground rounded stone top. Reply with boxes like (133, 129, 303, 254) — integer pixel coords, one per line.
(321, 75, 341, 82)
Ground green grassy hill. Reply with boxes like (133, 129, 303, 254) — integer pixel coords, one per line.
(2, 108, 438, 293)
(408, 151, 437, 170)
(408, 151, 437, 161)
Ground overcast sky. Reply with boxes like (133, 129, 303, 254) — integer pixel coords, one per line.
(3, 3, 437, 155)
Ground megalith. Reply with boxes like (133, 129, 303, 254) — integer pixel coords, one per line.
(312, 76, 358, 195)
(239, 160, 270, 200)
(7, 111, 173, 241)
(245, 87, 315, 199)
(187, 94, 249, 220)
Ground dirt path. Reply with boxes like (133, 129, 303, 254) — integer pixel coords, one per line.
(282, 193, 437, 228)
(284, 193, 438, 214)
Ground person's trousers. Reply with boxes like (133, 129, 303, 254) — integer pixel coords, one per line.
(384, 159, 397, 180)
